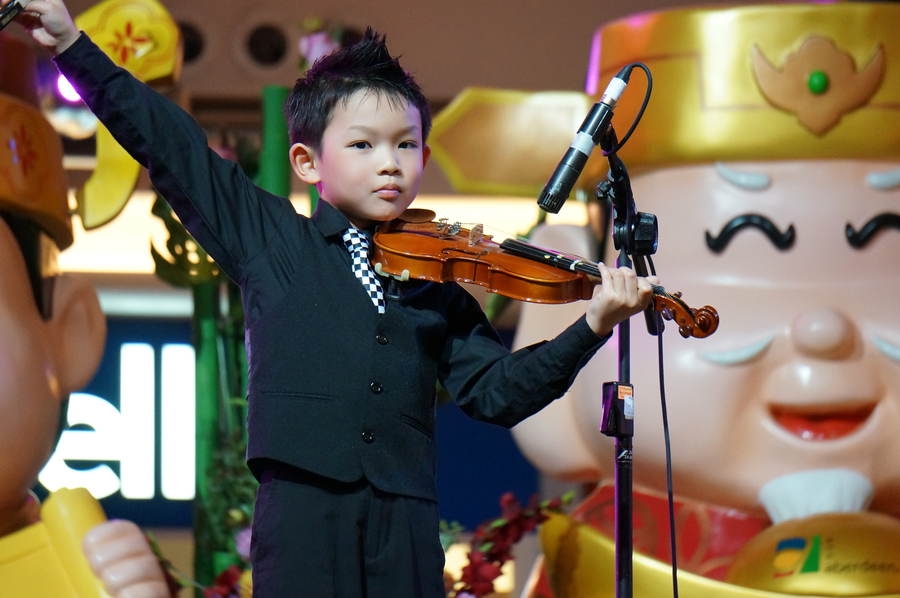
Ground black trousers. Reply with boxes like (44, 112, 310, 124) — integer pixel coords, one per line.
(250, 462, 448, 597)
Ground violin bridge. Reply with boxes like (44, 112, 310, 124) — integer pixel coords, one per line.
(468, 224, 484, 247)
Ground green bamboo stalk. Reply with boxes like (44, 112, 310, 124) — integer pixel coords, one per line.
(192, 281, 219, 591)
(256, 85, 291, 197)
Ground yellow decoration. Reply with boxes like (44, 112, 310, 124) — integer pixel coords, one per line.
(0, 93, 71, 248)
(73, 0, 182, 229)
(726, 512, 900, 596)
(583, 2, 900, 177)
(239, 568, 253, 597)
(429, 3, 900, 196)
(0, 488, 110, 598)
(75, 125, 143, 230)
(75, 0, 181, 89)
(429, 88, 591, 197)
(539, 512, 900, 598)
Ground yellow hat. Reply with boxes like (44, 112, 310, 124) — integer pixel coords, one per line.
(588, 2, 900, 174)
(0, 34, 71, 249)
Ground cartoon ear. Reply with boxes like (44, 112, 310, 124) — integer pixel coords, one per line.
(48, 273, 107, 395)
(289, 142, 321, 185)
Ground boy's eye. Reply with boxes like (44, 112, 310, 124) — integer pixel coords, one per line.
(349, 141, 371, 149)
(399, 141, 418, 149)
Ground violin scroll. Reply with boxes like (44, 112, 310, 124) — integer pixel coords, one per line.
(654, 290, 719, 339)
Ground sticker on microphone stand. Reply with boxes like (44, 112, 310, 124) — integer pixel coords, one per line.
(619, 384, 634, 419)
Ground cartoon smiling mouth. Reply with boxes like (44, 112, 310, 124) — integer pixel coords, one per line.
(769, 403, 877, 441)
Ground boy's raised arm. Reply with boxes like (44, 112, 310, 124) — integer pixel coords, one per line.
(8, 0, 291, 281)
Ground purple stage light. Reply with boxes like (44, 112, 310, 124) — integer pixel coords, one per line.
(57, 74, 81, 103)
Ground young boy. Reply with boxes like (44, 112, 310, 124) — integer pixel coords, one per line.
(10, 1, 655, 595)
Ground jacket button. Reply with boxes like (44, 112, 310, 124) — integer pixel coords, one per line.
(362, 430, 375, 444)
(369, 382, 384, 394)
(375, 334, 389, 345)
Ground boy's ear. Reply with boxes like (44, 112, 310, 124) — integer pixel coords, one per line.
(290, 142, 321, 185)
(48, 273, 106, 395)
(422, 144, 431, 168)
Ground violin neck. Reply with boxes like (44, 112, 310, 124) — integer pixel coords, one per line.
(500, 238, 665, 295)
(500, 238, 600, 276)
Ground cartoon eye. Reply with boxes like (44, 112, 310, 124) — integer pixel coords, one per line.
(873, 337, 900, 364)
(701, 336, 773, 365)
(866, 168, 900, 191)
(715, 162, 771, 191)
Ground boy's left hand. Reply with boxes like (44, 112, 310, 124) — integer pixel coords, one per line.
(585, 264, 657, 337)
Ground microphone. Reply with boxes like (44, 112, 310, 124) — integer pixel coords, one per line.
(0, 0, 32, 32)
(537, 66, 632, 214)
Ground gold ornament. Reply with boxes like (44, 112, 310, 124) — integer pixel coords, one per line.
(752, 37, 885, 136)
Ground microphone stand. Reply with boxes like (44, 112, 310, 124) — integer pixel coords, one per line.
(597, 126, 660, 598)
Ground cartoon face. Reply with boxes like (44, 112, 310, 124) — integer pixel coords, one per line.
(0, 218, 64, 524)
(0, 215, 105, 534)
(512, 159, 900, 516)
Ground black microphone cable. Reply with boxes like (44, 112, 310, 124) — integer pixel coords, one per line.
(648, 254, 679, 598)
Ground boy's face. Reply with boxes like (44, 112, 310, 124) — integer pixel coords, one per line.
(291, 89, 430, 230)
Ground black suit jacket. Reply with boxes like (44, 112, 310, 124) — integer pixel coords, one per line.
(56, 34, 608, 501)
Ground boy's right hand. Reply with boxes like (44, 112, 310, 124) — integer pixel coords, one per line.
(2, 0, 79, 55)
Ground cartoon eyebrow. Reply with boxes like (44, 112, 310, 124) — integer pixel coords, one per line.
(873, 337, 900, 364)
(706, 214, 796, 253)
(846, 213, 900, 248)
(715, 162, 771, 191)
(701, 336, 773, 365)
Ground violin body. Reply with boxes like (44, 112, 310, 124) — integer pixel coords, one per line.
(372, 218, 596, 304)
(372, 215, 719, 339)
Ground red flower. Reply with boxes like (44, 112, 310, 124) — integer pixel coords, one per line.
(453, 492, 571, 597)
(203, 565, 243, 598)
(459, 551, 502, 597)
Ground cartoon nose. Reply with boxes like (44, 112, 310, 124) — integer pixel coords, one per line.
(791, 308, 855, 359)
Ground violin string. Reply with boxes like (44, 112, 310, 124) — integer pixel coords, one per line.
(461, 221, 675, 301)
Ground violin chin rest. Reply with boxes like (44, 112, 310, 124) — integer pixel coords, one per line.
(396, 208, 437, 223)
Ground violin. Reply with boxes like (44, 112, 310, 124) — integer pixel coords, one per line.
(371, 211, 719, 339)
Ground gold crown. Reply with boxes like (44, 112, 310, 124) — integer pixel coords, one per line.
(586, 2, 900, 175)
(0, 34, 71, 249)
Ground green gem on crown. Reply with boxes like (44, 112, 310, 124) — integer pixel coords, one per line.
(807, 70, 829, 95)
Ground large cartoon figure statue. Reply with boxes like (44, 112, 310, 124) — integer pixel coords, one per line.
(0, 31, 170, 598)
(503, 3, 900, 597)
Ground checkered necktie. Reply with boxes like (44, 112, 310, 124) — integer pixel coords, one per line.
(342, 227, 386, 314)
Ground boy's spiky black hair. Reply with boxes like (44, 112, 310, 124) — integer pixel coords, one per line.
(283, 28, 431, 151)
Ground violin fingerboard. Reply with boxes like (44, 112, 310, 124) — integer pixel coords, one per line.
(500, 239, 602, 278)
